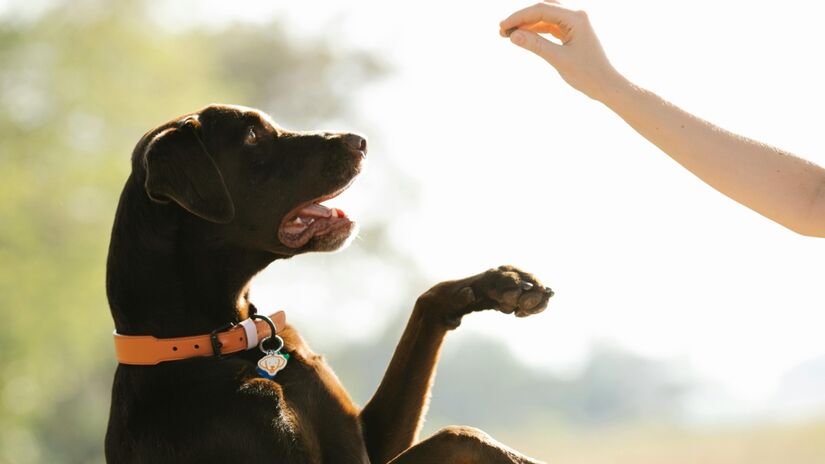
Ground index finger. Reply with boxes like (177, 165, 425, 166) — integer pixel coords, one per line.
(499, 2, 579, 37)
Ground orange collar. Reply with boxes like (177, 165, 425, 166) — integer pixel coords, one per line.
(113, 311, 286, 365)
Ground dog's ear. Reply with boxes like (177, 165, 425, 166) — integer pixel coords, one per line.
(143, 117, 235, 224)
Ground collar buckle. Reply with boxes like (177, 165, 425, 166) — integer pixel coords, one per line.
(209, 322, 236, 359)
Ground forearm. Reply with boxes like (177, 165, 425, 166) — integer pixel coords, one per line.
(599, 75, 825, 237)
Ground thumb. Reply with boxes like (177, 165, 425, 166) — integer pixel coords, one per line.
(509, 29, 561, 64)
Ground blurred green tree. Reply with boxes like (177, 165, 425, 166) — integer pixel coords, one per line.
(331, 331, 690, 437)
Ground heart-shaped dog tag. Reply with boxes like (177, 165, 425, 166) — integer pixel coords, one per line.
(256, 353, 288, 379)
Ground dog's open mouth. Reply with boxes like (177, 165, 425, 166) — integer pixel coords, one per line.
(278, 183, 355, 249)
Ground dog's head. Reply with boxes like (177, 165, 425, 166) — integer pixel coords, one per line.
(134, 104, 365, 256)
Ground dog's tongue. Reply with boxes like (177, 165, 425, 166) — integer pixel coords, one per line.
(281, 203, 346, 235)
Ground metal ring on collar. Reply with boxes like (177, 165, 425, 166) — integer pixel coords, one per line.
(257, 335, 284, 354)
(250, 313, 278, 334)
(250, 313, 282, 353)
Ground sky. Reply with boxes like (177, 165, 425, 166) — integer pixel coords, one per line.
(149, 0, 825, 420)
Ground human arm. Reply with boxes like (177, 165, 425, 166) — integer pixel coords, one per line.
(500, 2, 825, 237)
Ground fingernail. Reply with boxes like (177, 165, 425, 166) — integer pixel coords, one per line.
(510, 30, 525, 45)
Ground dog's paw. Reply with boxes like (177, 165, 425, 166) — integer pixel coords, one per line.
(466, 265, 553, 318)
(418, 265, 554, 329)
(418, 266, 553, 329)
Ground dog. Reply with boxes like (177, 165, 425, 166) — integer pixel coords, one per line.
(105, 104, 554, 463)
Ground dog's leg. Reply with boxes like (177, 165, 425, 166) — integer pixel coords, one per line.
(359, 266, 552, 464)
(387, 426, 544, 464)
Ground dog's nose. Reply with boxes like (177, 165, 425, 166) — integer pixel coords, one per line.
(341, 134, 367, 158)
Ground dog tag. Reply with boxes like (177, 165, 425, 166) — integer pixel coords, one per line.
(256, 335, 289, 380)
(257, 353, 288, 379)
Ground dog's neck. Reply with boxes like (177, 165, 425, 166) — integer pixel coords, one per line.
(106, 175, 277, 337)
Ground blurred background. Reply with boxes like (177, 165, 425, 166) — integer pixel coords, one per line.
(1, 0, 824, 462)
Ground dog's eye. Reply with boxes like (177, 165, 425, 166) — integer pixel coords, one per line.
(244, 127, 258, 145)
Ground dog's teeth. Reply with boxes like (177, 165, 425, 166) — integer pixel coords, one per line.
(293, 217, 304, 225)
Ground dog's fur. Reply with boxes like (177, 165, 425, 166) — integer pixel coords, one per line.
(105, 104, 552, 463)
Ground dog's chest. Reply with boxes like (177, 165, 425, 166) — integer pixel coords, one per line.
(274, 343, 370, 463)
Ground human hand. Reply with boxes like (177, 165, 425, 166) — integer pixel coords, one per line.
(500, 1, 622, 102)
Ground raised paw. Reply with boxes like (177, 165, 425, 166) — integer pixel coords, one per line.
(467, 265, 553, 318)
(419, 265, 554, 329)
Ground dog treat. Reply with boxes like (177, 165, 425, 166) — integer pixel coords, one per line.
(505, 27, 519, 37)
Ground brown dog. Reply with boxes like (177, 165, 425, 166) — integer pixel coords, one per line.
(105, 104, 553, 463)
